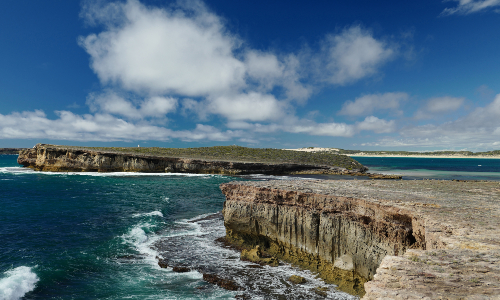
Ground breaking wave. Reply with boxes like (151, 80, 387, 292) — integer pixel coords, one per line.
(0, 266, 39, 300)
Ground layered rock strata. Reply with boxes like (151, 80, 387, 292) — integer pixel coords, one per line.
(17, 144, 366, 175)
(221, 179, 500, 299)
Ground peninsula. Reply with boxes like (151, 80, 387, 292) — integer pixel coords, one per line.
(17, 144, 367, 175)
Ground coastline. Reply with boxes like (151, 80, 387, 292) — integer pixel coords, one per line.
(348, 154, 500, 159)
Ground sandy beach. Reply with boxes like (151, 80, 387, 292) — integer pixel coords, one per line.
(285, 147, 500, 159)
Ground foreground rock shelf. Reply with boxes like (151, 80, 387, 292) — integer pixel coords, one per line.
(220, 179, 500, 299)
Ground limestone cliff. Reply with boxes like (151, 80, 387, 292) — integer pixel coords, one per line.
(221, 181, 424, 296)
(17, 144, 366, 175)
(221, 180, 500, 299)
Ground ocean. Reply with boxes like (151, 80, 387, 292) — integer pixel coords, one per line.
(353, 156, 500, 181)
(0, 155, 356, 300)
(2, 155, 500, 300)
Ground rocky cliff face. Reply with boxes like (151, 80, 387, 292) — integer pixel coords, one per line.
(17, 144, 366, 175)
(221, 179, 500, 299)
(221, 182, 426, 296)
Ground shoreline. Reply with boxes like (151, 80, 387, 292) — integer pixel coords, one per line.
(348, 154, 500, 159)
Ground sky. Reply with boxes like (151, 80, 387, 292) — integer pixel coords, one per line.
(1, 0, 500, 151)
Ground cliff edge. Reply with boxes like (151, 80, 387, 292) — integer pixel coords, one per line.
(221, 179, 500, 298)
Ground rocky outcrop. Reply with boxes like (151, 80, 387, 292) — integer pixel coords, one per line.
(17, 144, 366, 175)
(221, 180, 500, 298)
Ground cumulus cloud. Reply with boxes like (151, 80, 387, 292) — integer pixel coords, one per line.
(0, 0, 409, 145)
(318, 26, 397, 85)
(369, 94, 500, 148)
(414, 96, 464, 119)
(86, 90, 177, 119)
(0, 110, 237, 142)
(339, 92, 407, 116)
(208, 93, 287, 121)
(442, 0, 500, 15)
(78, 1, 398, 125)
(79, 0, 246, 96)
(356, 116, 396, 133)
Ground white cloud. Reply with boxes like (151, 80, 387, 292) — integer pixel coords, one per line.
(208, 92, 287, 121)
(414, 96, 464, 119)
(0, 110, 237, 142)
(78, 1, 398, 126)
(371, 94, 500, 148)
(86, 90, 177, 119)
(291, 122, 355, 137)
(0, 0, 412, 146)
(339, 92, 407, 116)
(356, 116, 396, 133)
(442, 0, 500, 15)
(79, 0, 246, 97)
(319, 26, 396, 85)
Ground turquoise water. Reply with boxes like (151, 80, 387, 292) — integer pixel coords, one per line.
(0, 155, 354, 300)
(353, 156, 500, 181)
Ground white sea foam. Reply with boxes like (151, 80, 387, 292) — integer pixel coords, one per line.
(0, 167, 220, 178)
(0, 266, 39, 300)
(132, 211, 164, 218)
(122, 224, 159, 262)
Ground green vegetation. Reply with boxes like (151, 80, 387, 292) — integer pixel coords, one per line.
(47, 144, 364, 169)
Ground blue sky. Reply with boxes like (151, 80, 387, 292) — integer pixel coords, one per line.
(1, 0, 500, 151)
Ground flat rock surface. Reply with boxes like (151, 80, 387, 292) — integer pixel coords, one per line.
(233, 179, 500, 299)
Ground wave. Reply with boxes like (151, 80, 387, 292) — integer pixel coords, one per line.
(132, 211, 164, 218)
(0, 266, 39, 300)
(0, 167, 222, 178)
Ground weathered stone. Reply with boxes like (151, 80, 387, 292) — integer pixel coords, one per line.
(221, 179, 500, 299)
(172, 266, 190, 273)
(202, 273, 244, 291)
(288, 275, 307, 284)
(240, 245, 279, 266)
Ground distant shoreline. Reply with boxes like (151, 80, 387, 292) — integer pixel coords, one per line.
(348, 154, 500, 159)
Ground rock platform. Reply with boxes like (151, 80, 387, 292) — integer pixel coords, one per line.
(221, 179, 500, 299)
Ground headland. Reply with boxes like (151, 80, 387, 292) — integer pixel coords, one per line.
(17, 144, 368, 176)
(221, 179, 500, 298)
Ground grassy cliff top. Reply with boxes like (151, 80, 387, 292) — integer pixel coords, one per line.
(44, 144, 364, 170)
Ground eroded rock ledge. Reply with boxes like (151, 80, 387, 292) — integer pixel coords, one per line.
(17, 144, 367, 175)
(220, 179, 500, 299)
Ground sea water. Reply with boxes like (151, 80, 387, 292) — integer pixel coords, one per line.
(354, 156, 500, 181)
(0, 155, 356, 300)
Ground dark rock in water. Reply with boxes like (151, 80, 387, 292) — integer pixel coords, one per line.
(288, 275, 307, 284)
(313, 286, 329, 296)
(235, 294, 251, 299)
(203, 273, 244, 291)
(246, 264, 263, 269)
(172, 266, 190, 273)
(157, 258, 169, 269)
